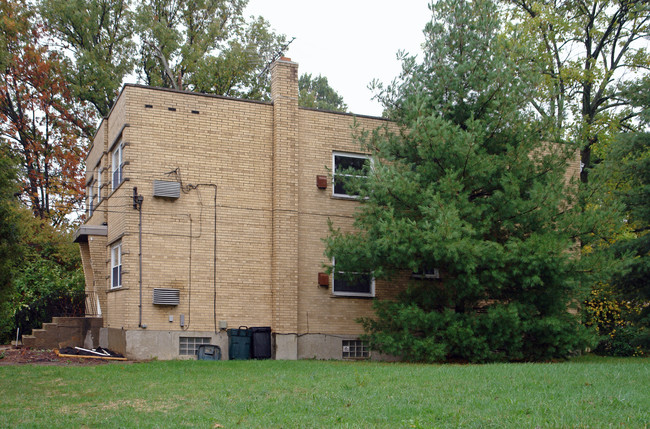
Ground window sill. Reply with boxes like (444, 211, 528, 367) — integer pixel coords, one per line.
(330, 294, 375, 299)
(331, 194, 362, 201)
(107, 287, 129, 294)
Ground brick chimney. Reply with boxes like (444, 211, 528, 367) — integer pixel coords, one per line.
(269, 57, 299, 359)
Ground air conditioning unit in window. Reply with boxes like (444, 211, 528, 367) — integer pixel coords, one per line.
(153, 180, 180, 199)
(153, 288, 180, 305)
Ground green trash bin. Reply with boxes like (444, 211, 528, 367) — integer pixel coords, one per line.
(227, 326, 251, 360)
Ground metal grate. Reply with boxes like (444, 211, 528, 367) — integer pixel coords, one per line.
(342, 340, 369, 359)
(153, 288, 180, 305)
(179, 337, 211, 355)
(153, 180, 180, 199)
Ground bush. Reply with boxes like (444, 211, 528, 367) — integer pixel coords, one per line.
(584, 284, 647, 357)
(0, 213, 85, 344)
(361, 299, 593, 363)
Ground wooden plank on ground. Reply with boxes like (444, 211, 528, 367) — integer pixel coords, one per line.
(54, 349, 127, 361)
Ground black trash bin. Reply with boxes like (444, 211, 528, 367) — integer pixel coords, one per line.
(250, 327, 272, 359)
(227, 326, 252, 360)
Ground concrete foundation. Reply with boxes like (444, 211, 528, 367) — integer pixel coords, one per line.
(274, 333, 298, 360)
(101, 328, 398, 362)
(297, 334, 399, 361)
(102, 328, 229, 360)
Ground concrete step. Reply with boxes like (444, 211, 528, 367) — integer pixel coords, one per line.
(51, 317, 87, 327)
(31, 329, 48, 339)
(26, 328, 56, 349)
(22, 335, 36, 348)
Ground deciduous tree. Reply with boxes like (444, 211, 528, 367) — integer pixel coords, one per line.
(505, 0, 650, 183)
(40, 0, 136, 117)
(299, 73, 347, 112)
(589, 75, 650, 353)
(136, 0, 287, 100)
(0, 0, 93, 224)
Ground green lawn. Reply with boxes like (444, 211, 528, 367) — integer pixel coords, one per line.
(1, 356, 648, 428)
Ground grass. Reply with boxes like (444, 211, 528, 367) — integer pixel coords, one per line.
(1, 356, 648, 428)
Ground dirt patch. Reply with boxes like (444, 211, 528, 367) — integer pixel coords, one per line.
(0, 346, 129, 366)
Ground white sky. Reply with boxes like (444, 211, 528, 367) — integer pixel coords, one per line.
(244, 1, 432, 117)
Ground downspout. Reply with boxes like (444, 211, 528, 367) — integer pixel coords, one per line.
(133, 187, 144, 328)
(194, 184, 217, 333)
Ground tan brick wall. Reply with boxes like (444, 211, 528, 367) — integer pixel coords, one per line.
(270, 59, 300, 334)
(90, 85, 277, 332)
(79, 59, 521, 355)
(296, 109, 403, 335)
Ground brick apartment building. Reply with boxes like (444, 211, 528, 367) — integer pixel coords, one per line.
(73, 57, 408, 360)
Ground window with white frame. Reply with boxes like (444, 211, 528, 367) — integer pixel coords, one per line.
(96, 166, 102, 204)
(332, 258, 375, 297)
(333, 152, 370, 198)
(111, 242, 122, 289)
(88, 184, 94, 216)
(112, 142, 123, 191)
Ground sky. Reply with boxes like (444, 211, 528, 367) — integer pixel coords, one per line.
(244, 1, 432, 117)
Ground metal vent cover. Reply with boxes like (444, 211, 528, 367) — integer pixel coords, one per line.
(153, 180, 180, 199)
(153, 288, 180, 305)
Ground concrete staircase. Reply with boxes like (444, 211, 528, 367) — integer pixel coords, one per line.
(22, 317, 103, 349)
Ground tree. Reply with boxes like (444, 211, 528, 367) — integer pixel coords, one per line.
(40, 0, 136, 117)
(0, 0, 93, 224)
(0, 207, 85, 343)
(326, 0, 610, 362)
(505, 0, 650, 183)
(298, 73, 347, 112)
(135, 0, 287, 100)
(588, 75, 650, 354)
(0, 143, 22, 297)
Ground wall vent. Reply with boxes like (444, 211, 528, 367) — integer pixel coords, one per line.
(153, 288, 180, 305)
(153, 180, 180, 199)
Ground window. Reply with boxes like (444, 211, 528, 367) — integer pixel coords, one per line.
(332, 258, 375, 297)
(88, 185, 94, 216)
(111, 242, 122, 289)
(412, 266, 440, 280)
(179, 337, 211, 355)
(112, 142, 123, 190)
(342, 340, 369, 359)
(333, 152, 370, 198)
(96, 167, 102, 204)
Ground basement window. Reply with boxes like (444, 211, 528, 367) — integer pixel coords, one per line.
(179, 337, 211, 355)
(342, 340, 369, 359)
(332, 152, 371, 198)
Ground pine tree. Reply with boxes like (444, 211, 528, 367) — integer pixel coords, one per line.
(326, 0, 606, 362)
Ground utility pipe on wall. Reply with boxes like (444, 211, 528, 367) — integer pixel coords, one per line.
(133, 187, 144, 328)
